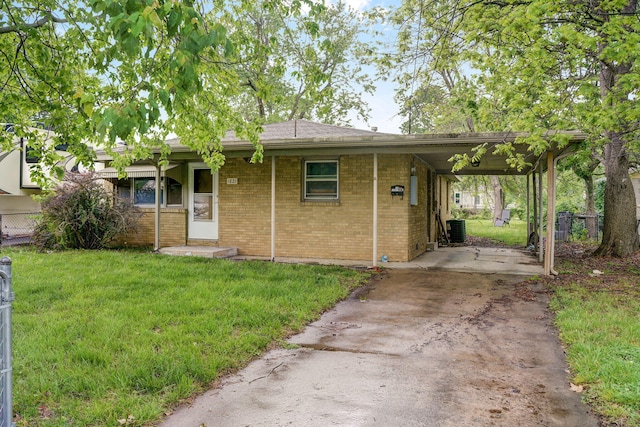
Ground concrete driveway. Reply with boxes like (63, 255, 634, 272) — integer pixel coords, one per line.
(388, 246, 545, 276)
(160, 268, 597, 427)
(231, 246, 545, 276)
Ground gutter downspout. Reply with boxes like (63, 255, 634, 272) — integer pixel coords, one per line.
(372, 153, 378, 267)
(271, 156, 276, 262)
(154, 162, 161, 252)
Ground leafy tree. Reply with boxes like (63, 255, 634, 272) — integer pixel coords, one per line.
(468, 0, 640, 256)
(0, 0, 321, 178)
(33, 172, 140, 250)
(215, 0, 376, 125)
(396, 83, 472, 134)
(389, 0, 476, 134)
(2, 1, 220, 171)
(560, 148, 603, 238)
(390, 0, 640, 256)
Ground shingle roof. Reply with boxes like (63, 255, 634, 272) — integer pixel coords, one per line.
(97, 120, 588, 176)
(223, 119, 390, 142)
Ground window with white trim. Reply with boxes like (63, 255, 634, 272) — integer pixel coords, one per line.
(304, 160, 339, 200)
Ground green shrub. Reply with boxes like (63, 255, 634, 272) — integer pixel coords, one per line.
(452, 207, 492, 220)
(510, 207, 525, 221)
(33, 172, 140, 250)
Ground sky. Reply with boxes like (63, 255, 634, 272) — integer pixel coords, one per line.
(342, 0, 405, 134)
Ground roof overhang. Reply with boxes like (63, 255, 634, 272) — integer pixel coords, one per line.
(98, 130, 589, 177)
(215, 131, 588, 176)
(97, 163, 180, 179)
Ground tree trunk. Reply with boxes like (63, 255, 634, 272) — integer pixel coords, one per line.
(594, 132, 640, 256)
(490, 175, 503, 221)
(593, 7, 639, 256)
(257, 97, 266, 119)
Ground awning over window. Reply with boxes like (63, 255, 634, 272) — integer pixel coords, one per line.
(98, 163, 180, 179)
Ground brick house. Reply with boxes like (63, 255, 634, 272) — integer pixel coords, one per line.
(98, 120, 587, 265)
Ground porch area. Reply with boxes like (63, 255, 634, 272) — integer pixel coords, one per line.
(158, 246, 238, 258)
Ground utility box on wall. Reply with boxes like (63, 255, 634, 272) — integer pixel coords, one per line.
(410, 176, 418, 206)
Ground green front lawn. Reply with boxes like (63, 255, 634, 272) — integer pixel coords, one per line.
(1, 248, 368, 426)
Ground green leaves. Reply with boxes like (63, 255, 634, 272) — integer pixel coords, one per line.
(2, 0, 239, 177)
(390, 0, 639, 145)
(213, 0, 376, 126)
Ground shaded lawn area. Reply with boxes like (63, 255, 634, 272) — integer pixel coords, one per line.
(461, 218, 528, 247)
(2, 248, 369, 426)
(549, 246, 640, 427)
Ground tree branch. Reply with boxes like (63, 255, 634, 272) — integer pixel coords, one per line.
(0, 12, 67, 35)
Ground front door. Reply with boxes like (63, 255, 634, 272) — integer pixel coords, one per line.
(188, 163, 218, 240)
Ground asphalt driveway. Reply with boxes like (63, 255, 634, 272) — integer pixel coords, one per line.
(160, 269, 598, 427)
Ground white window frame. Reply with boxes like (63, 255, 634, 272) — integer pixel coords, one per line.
(304, 159, 339, 201)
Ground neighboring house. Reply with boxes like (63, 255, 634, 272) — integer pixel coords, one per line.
(0, 127, 46, 214)
(452, 187, 491, 213)
(0, 125, 74, 241)
(97, 120, 587, 263)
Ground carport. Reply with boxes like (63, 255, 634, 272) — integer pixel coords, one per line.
(221, 129, 588, 274)
(393, 131, 588, 275)
(226, 130, 587, 275)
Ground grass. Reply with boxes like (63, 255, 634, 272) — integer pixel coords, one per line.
(549, 252, 640, 426)
(0, 247, 369, 426)
(461, 218, 529, 247)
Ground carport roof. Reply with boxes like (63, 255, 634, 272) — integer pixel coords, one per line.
(107, 120, 589, 176)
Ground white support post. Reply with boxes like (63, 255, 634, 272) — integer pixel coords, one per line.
(271, 156, 276, 262)
(544, 151, 555, 275)
(526, 173, 531, 239)
(154, 163, 161, 252)
(533, 171, 538, 245)
(372, 153, 378, 267)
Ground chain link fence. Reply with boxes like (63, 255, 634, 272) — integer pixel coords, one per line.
(0, 213, 39, 247)
(0, 257, 14, 427)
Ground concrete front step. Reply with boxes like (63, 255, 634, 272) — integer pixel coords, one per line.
(158, 246, 238, 258)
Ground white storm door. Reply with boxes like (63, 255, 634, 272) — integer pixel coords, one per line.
(188, 163, 218, 240)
